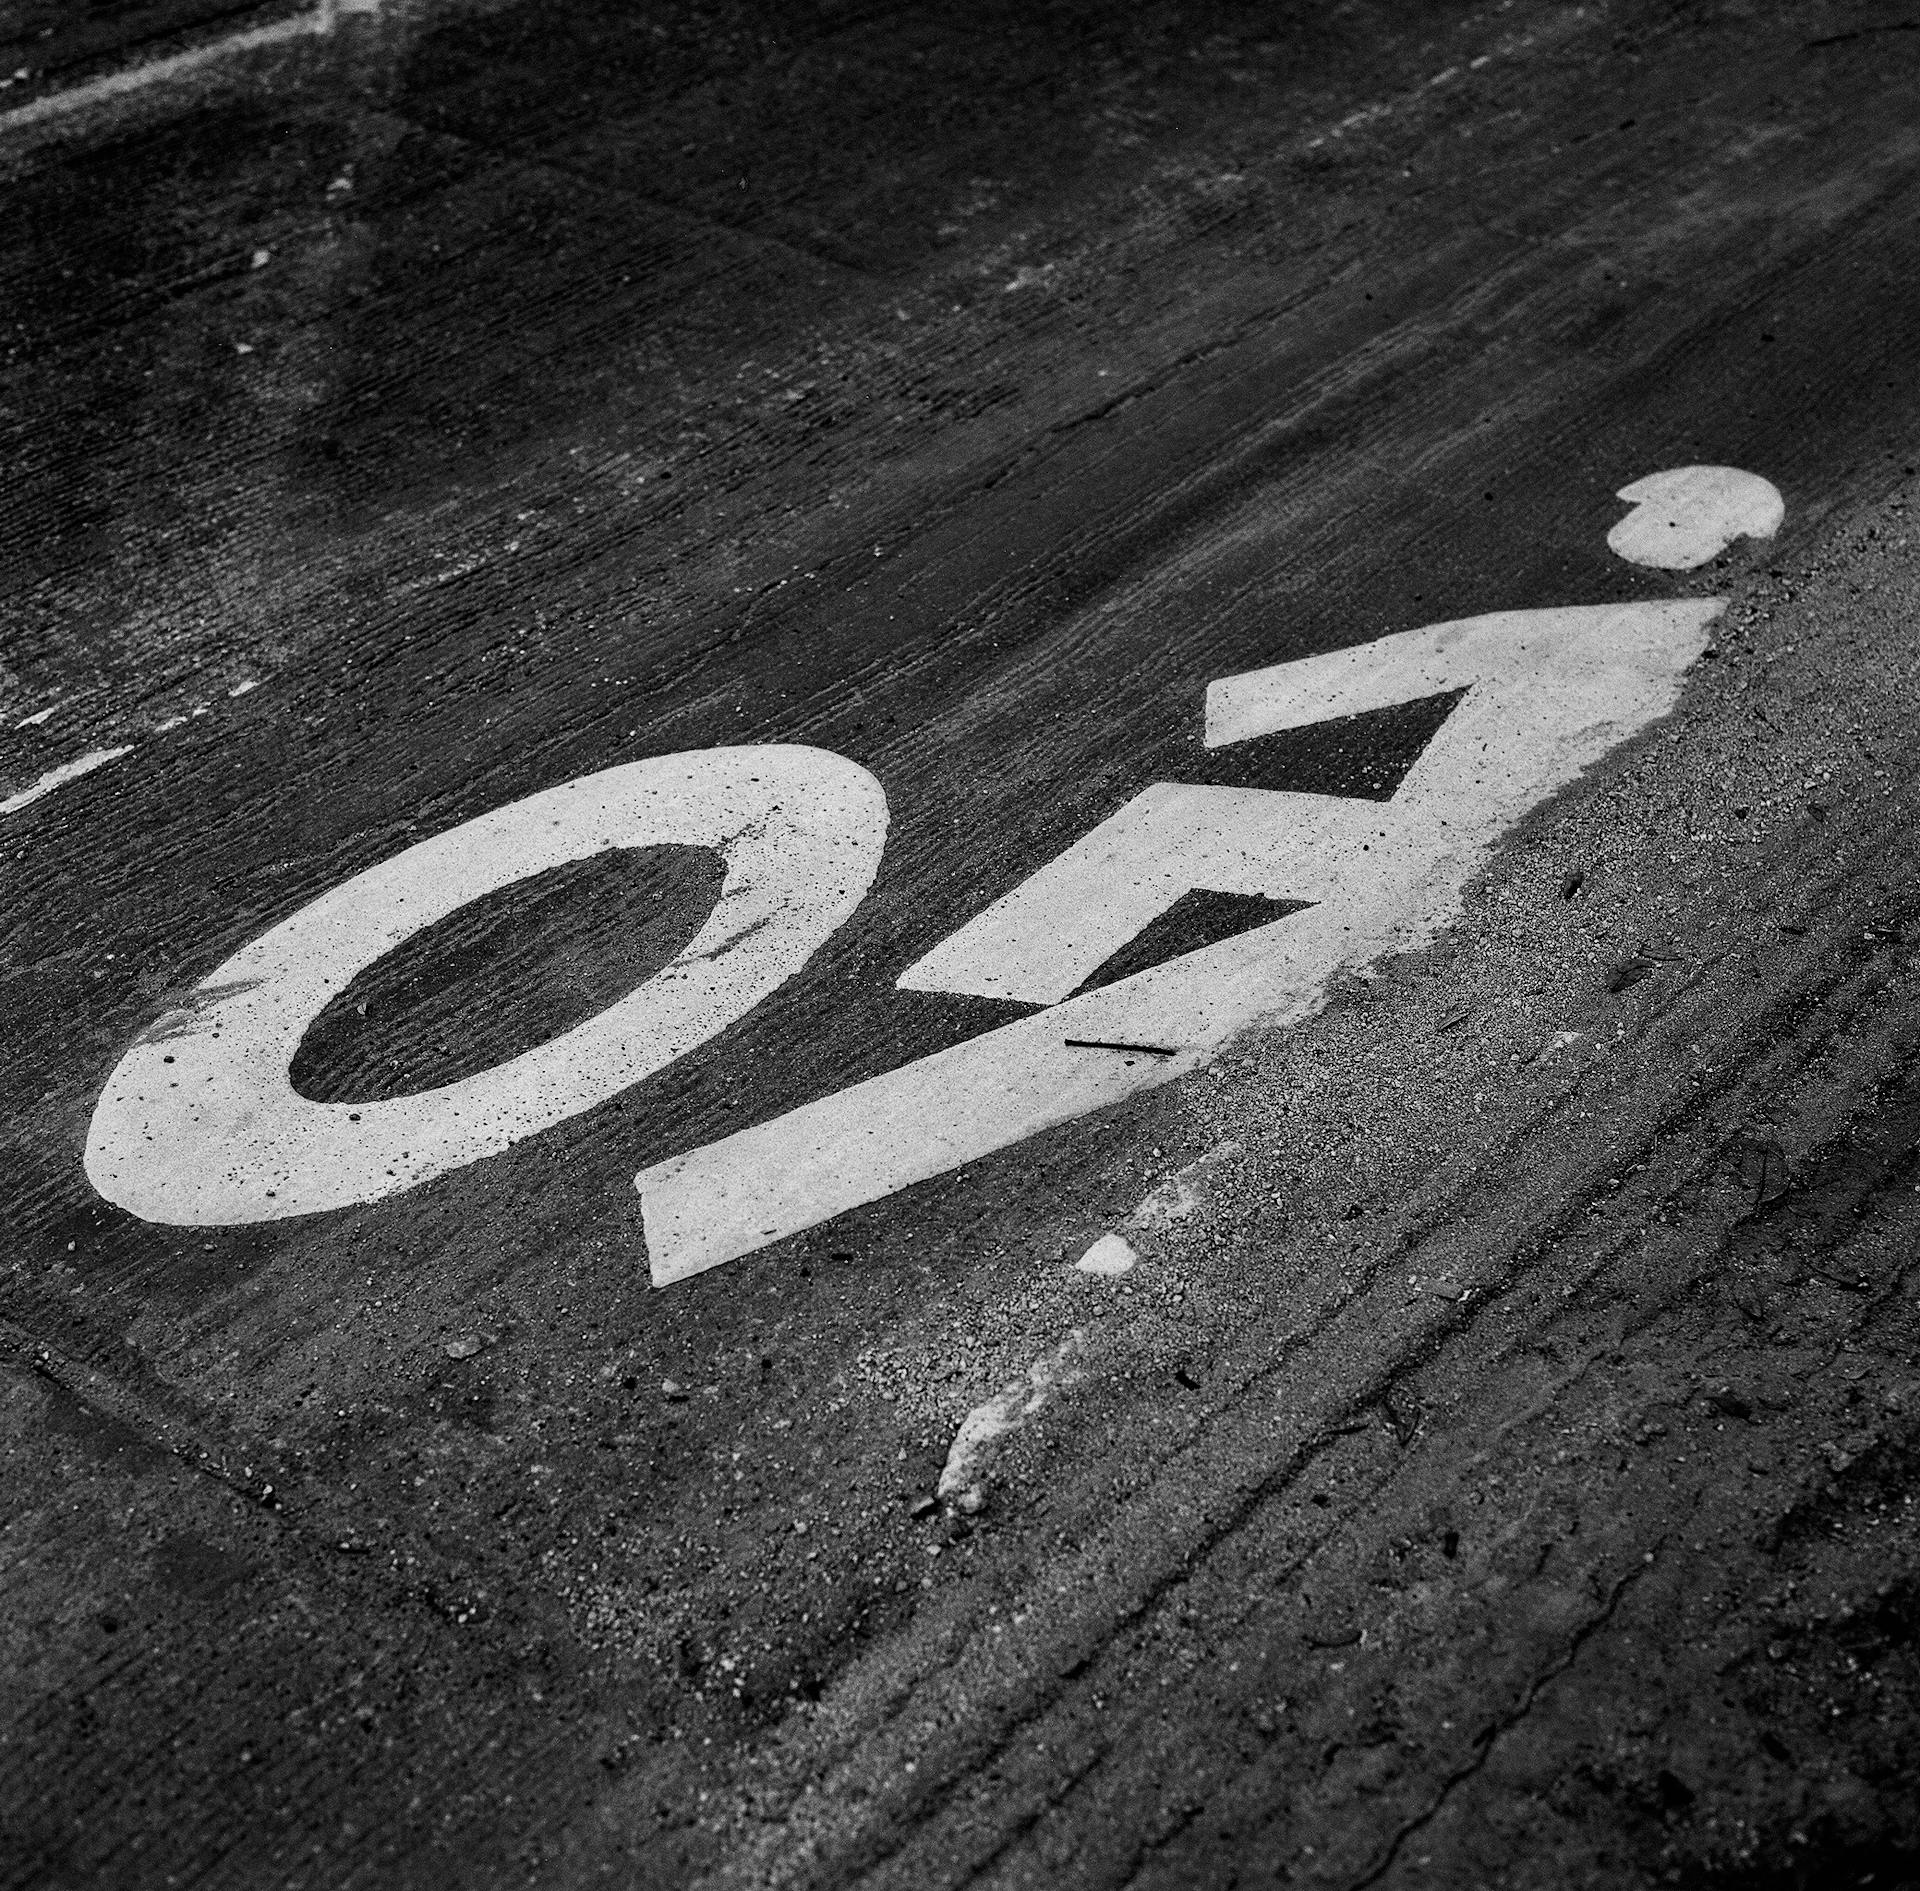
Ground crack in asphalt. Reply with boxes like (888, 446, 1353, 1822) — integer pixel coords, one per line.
(1342, 1544, 1667, 1891)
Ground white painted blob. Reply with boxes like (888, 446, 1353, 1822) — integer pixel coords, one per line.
(1605, 466, 1783, 570)
(87, 746, 887, 1226)
(1074, 1234, 1138, 1277)
(639, 601, 1721, 1283)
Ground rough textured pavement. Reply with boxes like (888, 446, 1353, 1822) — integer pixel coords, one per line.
(4, 3, 1920, 1887)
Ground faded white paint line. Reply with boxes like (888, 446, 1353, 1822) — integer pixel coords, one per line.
(1607, 466, 1783, 570)
(936, 1329, 1087, 1499)
(1128, 1141, 1242, 1232)
(88, 746, 888, 1225)
(1, 746, 133, 815)
(0, 0, 389, 133)
(2, 14, 324, 131)
(1074, 1234, 1138, 1278)
(8, 675, 278, 826)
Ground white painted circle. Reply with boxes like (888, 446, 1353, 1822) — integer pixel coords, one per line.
(85, 745, 889, 1226)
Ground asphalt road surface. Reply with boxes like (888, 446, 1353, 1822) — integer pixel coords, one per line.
(5, 3, 1920, 1887)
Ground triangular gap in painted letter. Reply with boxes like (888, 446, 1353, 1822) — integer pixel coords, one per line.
(1194, 685, 1470, 801)
(1069, 889, 1315, 997)
(891, 989, 1046, 1046)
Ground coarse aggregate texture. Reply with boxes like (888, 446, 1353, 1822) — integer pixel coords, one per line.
(746, 472, 1920, 1891)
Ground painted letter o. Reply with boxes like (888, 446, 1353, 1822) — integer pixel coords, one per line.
(85, 746, 888, 1225)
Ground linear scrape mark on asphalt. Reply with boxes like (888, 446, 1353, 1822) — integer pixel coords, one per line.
(680, 912, 775, 965)
(133, 979, 272, 1045)
(1806, 22, 1920, 49)
(1, 1318, 288, 1519)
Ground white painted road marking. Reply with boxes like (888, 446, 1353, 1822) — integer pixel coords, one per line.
(899, 786, 1412, 1006)
(638, 599, 1722, 1283)
(1605, 465, 1783, 570)
(87, 747, 887, 1225)
(77, 471, 1767, 1267)
(1202, 600, 1724, 819)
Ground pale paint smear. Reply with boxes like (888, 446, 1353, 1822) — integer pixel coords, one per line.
(1, 746, 133, 815)
(87, 747, 887, 1226)
(1606, 466, 1783, 570)
(1127, 1141, 1242, 1232)
(936, 1329, 1088, 1498)
(640, 599, 1722, 1284)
